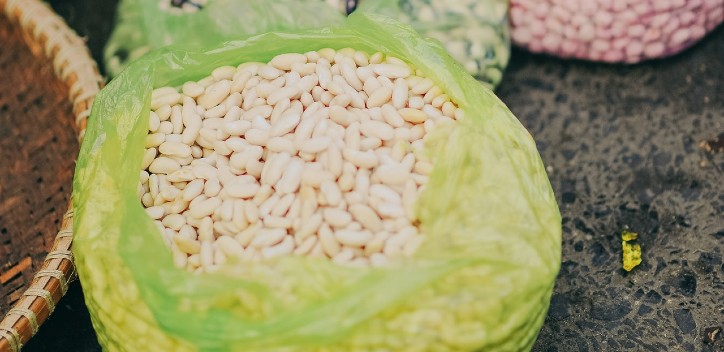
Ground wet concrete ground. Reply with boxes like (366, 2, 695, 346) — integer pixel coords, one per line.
(24, 2, 723, 350)
(497, 31, 723, 351)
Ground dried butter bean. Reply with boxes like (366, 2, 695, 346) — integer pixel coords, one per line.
(149, 157, 180, 174)
(373, 64, 411, 79)
(217, 235, 244, 258)
(212, 66, 236, 81)
(361, 120, 395, 141)
(261, 235, 295, 258)
(335, 230, 373, 247)
(145, 206, 165, 220)
(323, 208, 352, 228)
(188, 197, 221, 219)
(270, 53, 307, 71)
(159, 142, 192, 158)
(320, 180, 342, 206)
(332, 249, 354, 264)
(399, 108, 428, 123)
(226, 180, 260, 199)
(174, 236, 201, 255)
(198, 80, 231, 109)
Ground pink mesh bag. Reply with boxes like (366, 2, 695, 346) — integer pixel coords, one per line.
(510, 0, 723, 63)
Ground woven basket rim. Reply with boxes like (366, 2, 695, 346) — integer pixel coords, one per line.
(0, 0, 102, 351)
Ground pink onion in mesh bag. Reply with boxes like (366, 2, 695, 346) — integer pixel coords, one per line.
(510, 0, 723, 63)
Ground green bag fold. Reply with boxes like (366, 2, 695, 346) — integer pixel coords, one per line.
(76, 12, 560, 352)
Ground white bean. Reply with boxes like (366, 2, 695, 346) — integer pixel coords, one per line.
(323, 208, 352, 228)
(159, 142, 192, 158)
(270, 53, 307, 71)
(145, 206, 165, 220)
(366, 86, 393, 108)
(267, 137, 297, 154)
(188, 197, 222, 219)
(261, 235, 295, 258)
(226, 180, 260, 199)
(198, 80, 231, 109)
(250, 228, 286, 248)
(399, 108, 427, 123)
(373, 64, 411, 79)
(217, 235, 244, 258)
(270, 111, 301, 137)
(343, 149, 379, 169)
(320, 180, 342, 207)
(360, 120, 394, 141)
(300, 137, 331, 154)
(276, 158, 304, 194)
(149, 157, 180, 174)
(334, 230, 373, 247)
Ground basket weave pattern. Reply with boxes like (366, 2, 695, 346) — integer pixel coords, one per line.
(0, 0, 102, 350)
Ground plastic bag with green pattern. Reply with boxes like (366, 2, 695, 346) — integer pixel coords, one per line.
(103, 0, 346, 77)
(354, 0, 511, 88)
(76, 12, 560, 351)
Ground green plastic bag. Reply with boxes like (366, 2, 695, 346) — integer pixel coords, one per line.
(75, 12, 560, 351)
(103, 0, 346, 77)
(355, 0, 510, 88)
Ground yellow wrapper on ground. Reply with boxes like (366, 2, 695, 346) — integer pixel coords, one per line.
(622, 230, 642, 272)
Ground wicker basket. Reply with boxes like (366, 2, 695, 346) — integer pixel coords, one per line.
(0, 0, 102, 350)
